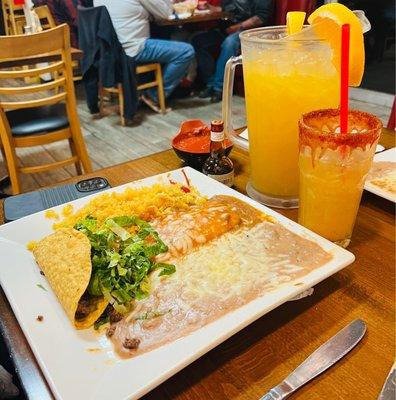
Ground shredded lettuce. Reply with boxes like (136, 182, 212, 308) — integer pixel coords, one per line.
(74, 215, 175, 312)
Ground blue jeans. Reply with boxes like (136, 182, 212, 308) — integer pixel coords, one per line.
(135, 39, 195, 102)
(209, 31, 241, 93)
(191, 29, 225, 84)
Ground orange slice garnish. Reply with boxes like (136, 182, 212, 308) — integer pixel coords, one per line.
(308, 3, 365, 87)
(286, 11, 306, 35)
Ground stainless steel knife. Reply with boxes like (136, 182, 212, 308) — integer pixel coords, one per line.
(260, 319, 366, 400)
(377, 363, 396, 400)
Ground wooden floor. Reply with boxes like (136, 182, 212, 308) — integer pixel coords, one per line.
(0, 84, 392, 194)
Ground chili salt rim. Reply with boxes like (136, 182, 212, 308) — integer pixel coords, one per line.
(299, 109, 382, 151)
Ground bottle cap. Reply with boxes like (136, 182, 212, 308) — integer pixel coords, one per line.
(211, 120, 224, 131)
(211, 120, 224, 142)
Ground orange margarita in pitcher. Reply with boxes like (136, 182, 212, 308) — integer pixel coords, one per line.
(223, 4, 367, 208)
(242, 35, 339, 204)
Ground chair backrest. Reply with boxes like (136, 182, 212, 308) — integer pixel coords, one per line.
(0, 24, 75, 111)
(14, 5, 57, 34)
(35, 5, 57, 29)
(2, 0, 25, 35)
(274, 0, 317, 25)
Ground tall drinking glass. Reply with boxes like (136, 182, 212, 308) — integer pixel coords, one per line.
(223, 26, 340, 208)
(298, 109, 382, 247)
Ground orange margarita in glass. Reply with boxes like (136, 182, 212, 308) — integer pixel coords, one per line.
(298, 109, 382, 247)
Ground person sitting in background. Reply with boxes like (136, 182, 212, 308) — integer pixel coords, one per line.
(33, 0, 86, 47)
(192, 0, 273, 103)
(168, 0, 223, 90)
(94, 0, 195, 111)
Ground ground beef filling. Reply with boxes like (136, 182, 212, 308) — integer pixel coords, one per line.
(75, 294, 94, 320)
(105, 307, 134, 343)
(106, 325, 116, 338)
(123, 338, 140, 350)
(75, 294, 125, 322)
(108, 306, 123, 323)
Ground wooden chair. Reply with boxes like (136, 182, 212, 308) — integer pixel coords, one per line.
(0, 24, 92, 195)
(34, 4, 56, 29)
(2, 0, 24, 35)
(14, 5, 57, 34)
(35, 5, 82, 81)
(13, 6, 59, 85)
(13, 5, 82, 82)
(99, 63, 166, 126)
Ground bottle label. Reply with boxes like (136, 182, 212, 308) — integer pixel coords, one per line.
(211, 129, 224, 142)
(208, 171, 234, 187)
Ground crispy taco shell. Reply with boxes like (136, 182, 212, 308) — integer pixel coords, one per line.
(33, 228, 108, 329)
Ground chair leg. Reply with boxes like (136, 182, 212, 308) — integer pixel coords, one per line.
(68, 138, 83, 175)
(0, 146, 11, 190)
(117, 83, 126, 126)
(0, 137, 21, 195)
(68, 125, 92, 174)
(99, 85, 105, 117)
(155, 64, 166, 114)
(0, 111, 21, 194)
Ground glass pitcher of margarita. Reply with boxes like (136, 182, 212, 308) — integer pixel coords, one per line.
(223, 26, 340, 208)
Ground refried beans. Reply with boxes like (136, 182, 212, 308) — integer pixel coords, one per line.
(106, 196, 332, 358)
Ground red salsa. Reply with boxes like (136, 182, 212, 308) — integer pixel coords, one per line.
(174, 127, 232, 154)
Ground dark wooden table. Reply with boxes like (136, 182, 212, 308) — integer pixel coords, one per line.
(156, 11, 231, 26)
(0, 48, 83, 69)
(0, 129, 395, 400)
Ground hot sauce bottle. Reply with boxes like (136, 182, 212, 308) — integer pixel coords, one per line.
(202, 120, 234, 187)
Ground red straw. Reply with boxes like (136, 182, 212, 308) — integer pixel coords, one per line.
(340, 24, 350, 134)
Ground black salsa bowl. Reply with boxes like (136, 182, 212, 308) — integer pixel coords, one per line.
(172, 120, 233, 170)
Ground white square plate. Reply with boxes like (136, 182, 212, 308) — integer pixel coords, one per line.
(0, 167, 355, 400)
(364, 147, 396, 202)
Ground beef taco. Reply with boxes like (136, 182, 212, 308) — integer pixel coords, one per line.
(33, 228, 108, 329)
(33, 216, 176, 330)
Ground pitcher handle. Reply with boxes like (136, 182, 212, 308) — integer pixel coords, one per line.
(222, 55, 249, 151)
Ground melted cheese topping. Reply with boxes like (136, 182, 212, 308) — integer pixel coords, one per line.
(152, 195, 272, 261)
(110, 221, 332, 358)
